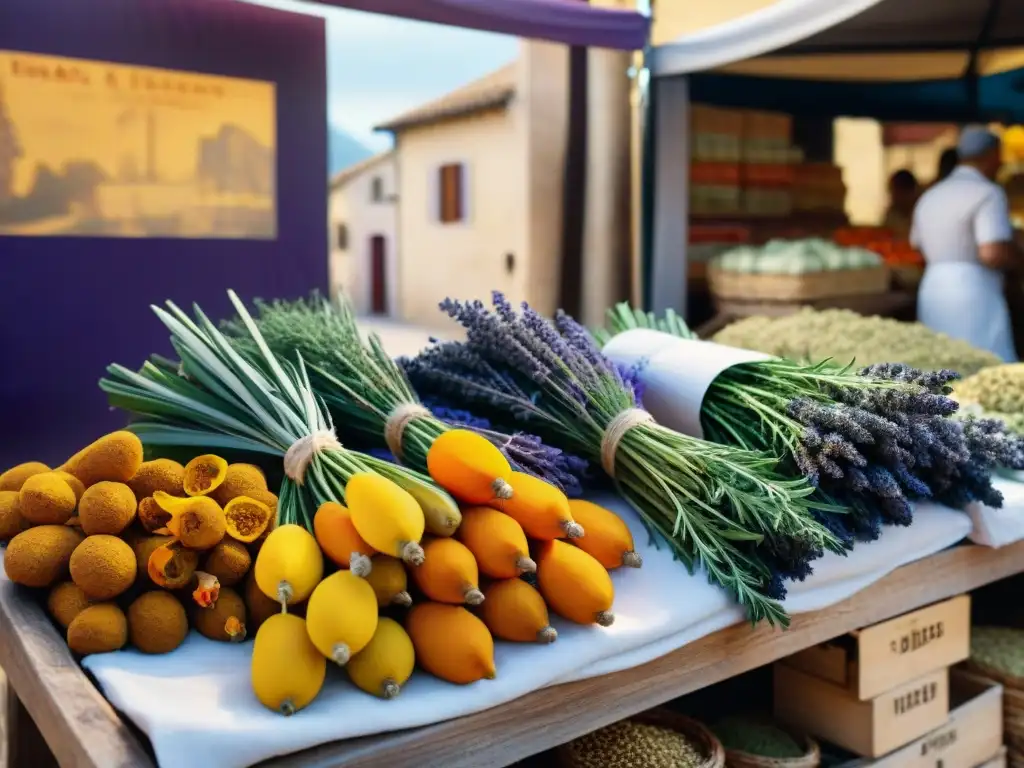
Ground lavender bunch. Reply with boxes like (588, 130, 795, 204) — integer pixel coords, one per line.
(425, 401, 590, 497)
(220, 295, 585, 494)
(403, 293, 846, 627)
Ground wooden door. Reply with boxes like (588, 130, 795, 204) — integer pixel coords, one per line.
(370, 234, 387, 315)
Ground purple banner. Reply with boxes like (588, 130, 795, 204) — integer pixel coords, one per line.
(0, 0, 328, 468)
(307, 0, 649, 51)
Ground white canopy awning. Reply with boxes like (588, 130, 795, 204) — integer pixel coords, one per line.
(652, 0, 1024, 81)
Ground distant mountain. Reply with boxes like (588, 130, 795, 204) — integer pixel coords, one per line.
(329, 127, 373, 177)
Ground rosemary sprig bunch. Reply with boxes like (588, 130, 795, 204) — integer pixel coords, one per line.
(221, 296, 590, 494)
(99, 291, 434, 531)
(599, 303, 1024, 547)
(403, 293, 845, 627)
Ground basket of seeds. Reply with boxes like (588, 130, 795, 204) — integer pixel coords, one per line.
(967, 626, 1024, 767)
(712, 715, 820, 768)
(559, 708, 725, 768)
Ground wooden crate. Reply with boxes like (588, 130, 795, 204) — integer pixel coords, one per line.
(774, 665, 949, 758)
(785, 596, 971, 701)
(827, 670, 1003, 766)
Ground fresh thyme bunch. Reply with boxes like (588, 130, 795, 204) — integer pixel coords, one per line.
(403, 292, 845, 627)
(599, 304, 1024, 546)
(221, 295, 589, 495)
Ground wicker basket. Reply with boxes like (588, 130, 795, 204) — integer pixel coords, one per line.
(707, 266, 889, 302)
(559, 708, 725, 768)
(723, 730, 820, 768)
(965, 662, 1024, 767)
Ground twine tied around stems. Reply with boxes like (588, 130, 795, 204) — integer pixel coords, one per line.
(284, 429, 342, 484)
(384, 403, 431, 462)
(600, 408, 654, 476)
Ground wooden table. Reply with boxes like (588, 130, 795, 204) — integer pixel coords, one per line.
(4, 539, 1024, 768)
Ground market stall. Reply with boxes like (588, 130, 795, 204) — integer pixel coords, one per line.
(10, 0, 1024, 766)
(646, 0, 1024, 316)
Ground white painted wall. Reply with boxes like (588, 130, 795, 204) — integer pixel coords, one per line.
(328, 155, 398, 315)
(395, 109, 526, 326)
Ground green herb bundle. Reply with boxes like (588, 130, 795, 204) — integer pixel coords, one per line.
(597, 303, 1024, 549)
(99, 290, 453, 531)
(220, 296, 593, 497)
(220, 296, 447, 470)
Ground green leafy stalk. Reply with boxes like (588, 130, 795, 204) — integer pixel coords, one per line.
(220, 296, 448, 471)
(99, 290, 452, 532)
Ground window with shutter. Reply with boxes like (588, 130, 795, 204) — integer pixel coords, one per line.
(336, 223, 348, 250)
(370, 176, 384, 203)
(438, 163, 464, 224)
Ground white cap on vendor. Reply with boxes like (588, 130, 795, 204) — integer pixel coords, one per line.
(956, 125, 1001, 160)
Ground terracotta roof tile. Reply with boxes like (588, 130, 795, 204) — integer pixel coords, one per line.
(374, 63, 516, 133)
(329, 150, 395, 190)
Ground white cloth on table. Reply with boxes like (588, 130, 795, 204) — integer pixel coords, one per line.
(967, 473, 1024, 548)
(911, 165, 1017, 362)
(68, 496, 972, 768)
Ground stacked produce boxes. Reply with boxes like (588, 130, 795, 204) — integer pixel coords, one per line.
(741, 110, 801, 217)
(774, 595, 1006, 766)
(690, 105, 743, 216)
(690, 105, 799, 218)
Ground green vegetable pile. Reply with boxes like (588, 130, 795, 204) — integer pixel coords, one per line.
(713, 308, 1001, 377)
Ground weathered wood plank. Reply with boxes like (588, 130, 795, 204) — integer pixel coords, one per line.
(0, 580, 153, 768)
(3, 541, 1024, 768)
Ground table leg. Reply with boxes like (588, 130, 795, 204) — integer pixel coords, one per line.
(5, 684, 59, 768)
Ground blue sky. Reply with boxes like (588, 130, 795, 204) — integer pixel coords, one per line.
(243, 0, 519, 151)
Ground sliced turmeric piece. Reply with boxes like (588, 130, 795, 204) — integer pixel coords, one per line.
(192, 570, 222, 609)
(138, 496, 172, 533)
(224, 615, 246, 642)
(148, 541, 200, 590)
(153, 492, 226, 550)
(182, 454, 229, 497)
(224, 496, 273, 543)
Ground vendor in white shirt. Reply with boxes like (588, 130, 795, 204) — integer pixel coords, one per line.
(911, 126, 1021, 362)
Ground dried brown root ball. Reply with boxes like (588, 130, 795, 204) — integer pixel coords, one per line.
(153, 492, 225, 550)
(19, 473, 77, 526)
(132, 534, 174, 586)
(183, 454, 228, 497)
(194, 587, 247, 643)
(47, 582, 92, 629)
(79, 481, 136, 536)
(0, 462, 50, 492)
(211, 464, 268, 506)
(148, 541, 200, 590)
(4, 525, 84, 587)
(224, 496, 273, 543)
(128, 459, 185, 500)
(128, 591, 188, 654)
(203, 539, 251, 588)
(0, 491, 27, 541)
(245, 570, 279, 634)
(69, 535, 137, 600)
(50, 471, 85, 503)
(61, 431, 144, 487)
(137, 496, 171, 533)
(67, 603, 127, 656)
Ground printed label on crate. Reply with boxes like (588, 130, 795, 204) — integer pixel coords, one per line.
(890, 620, 946, 655)
(893, 680, 940, 717)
